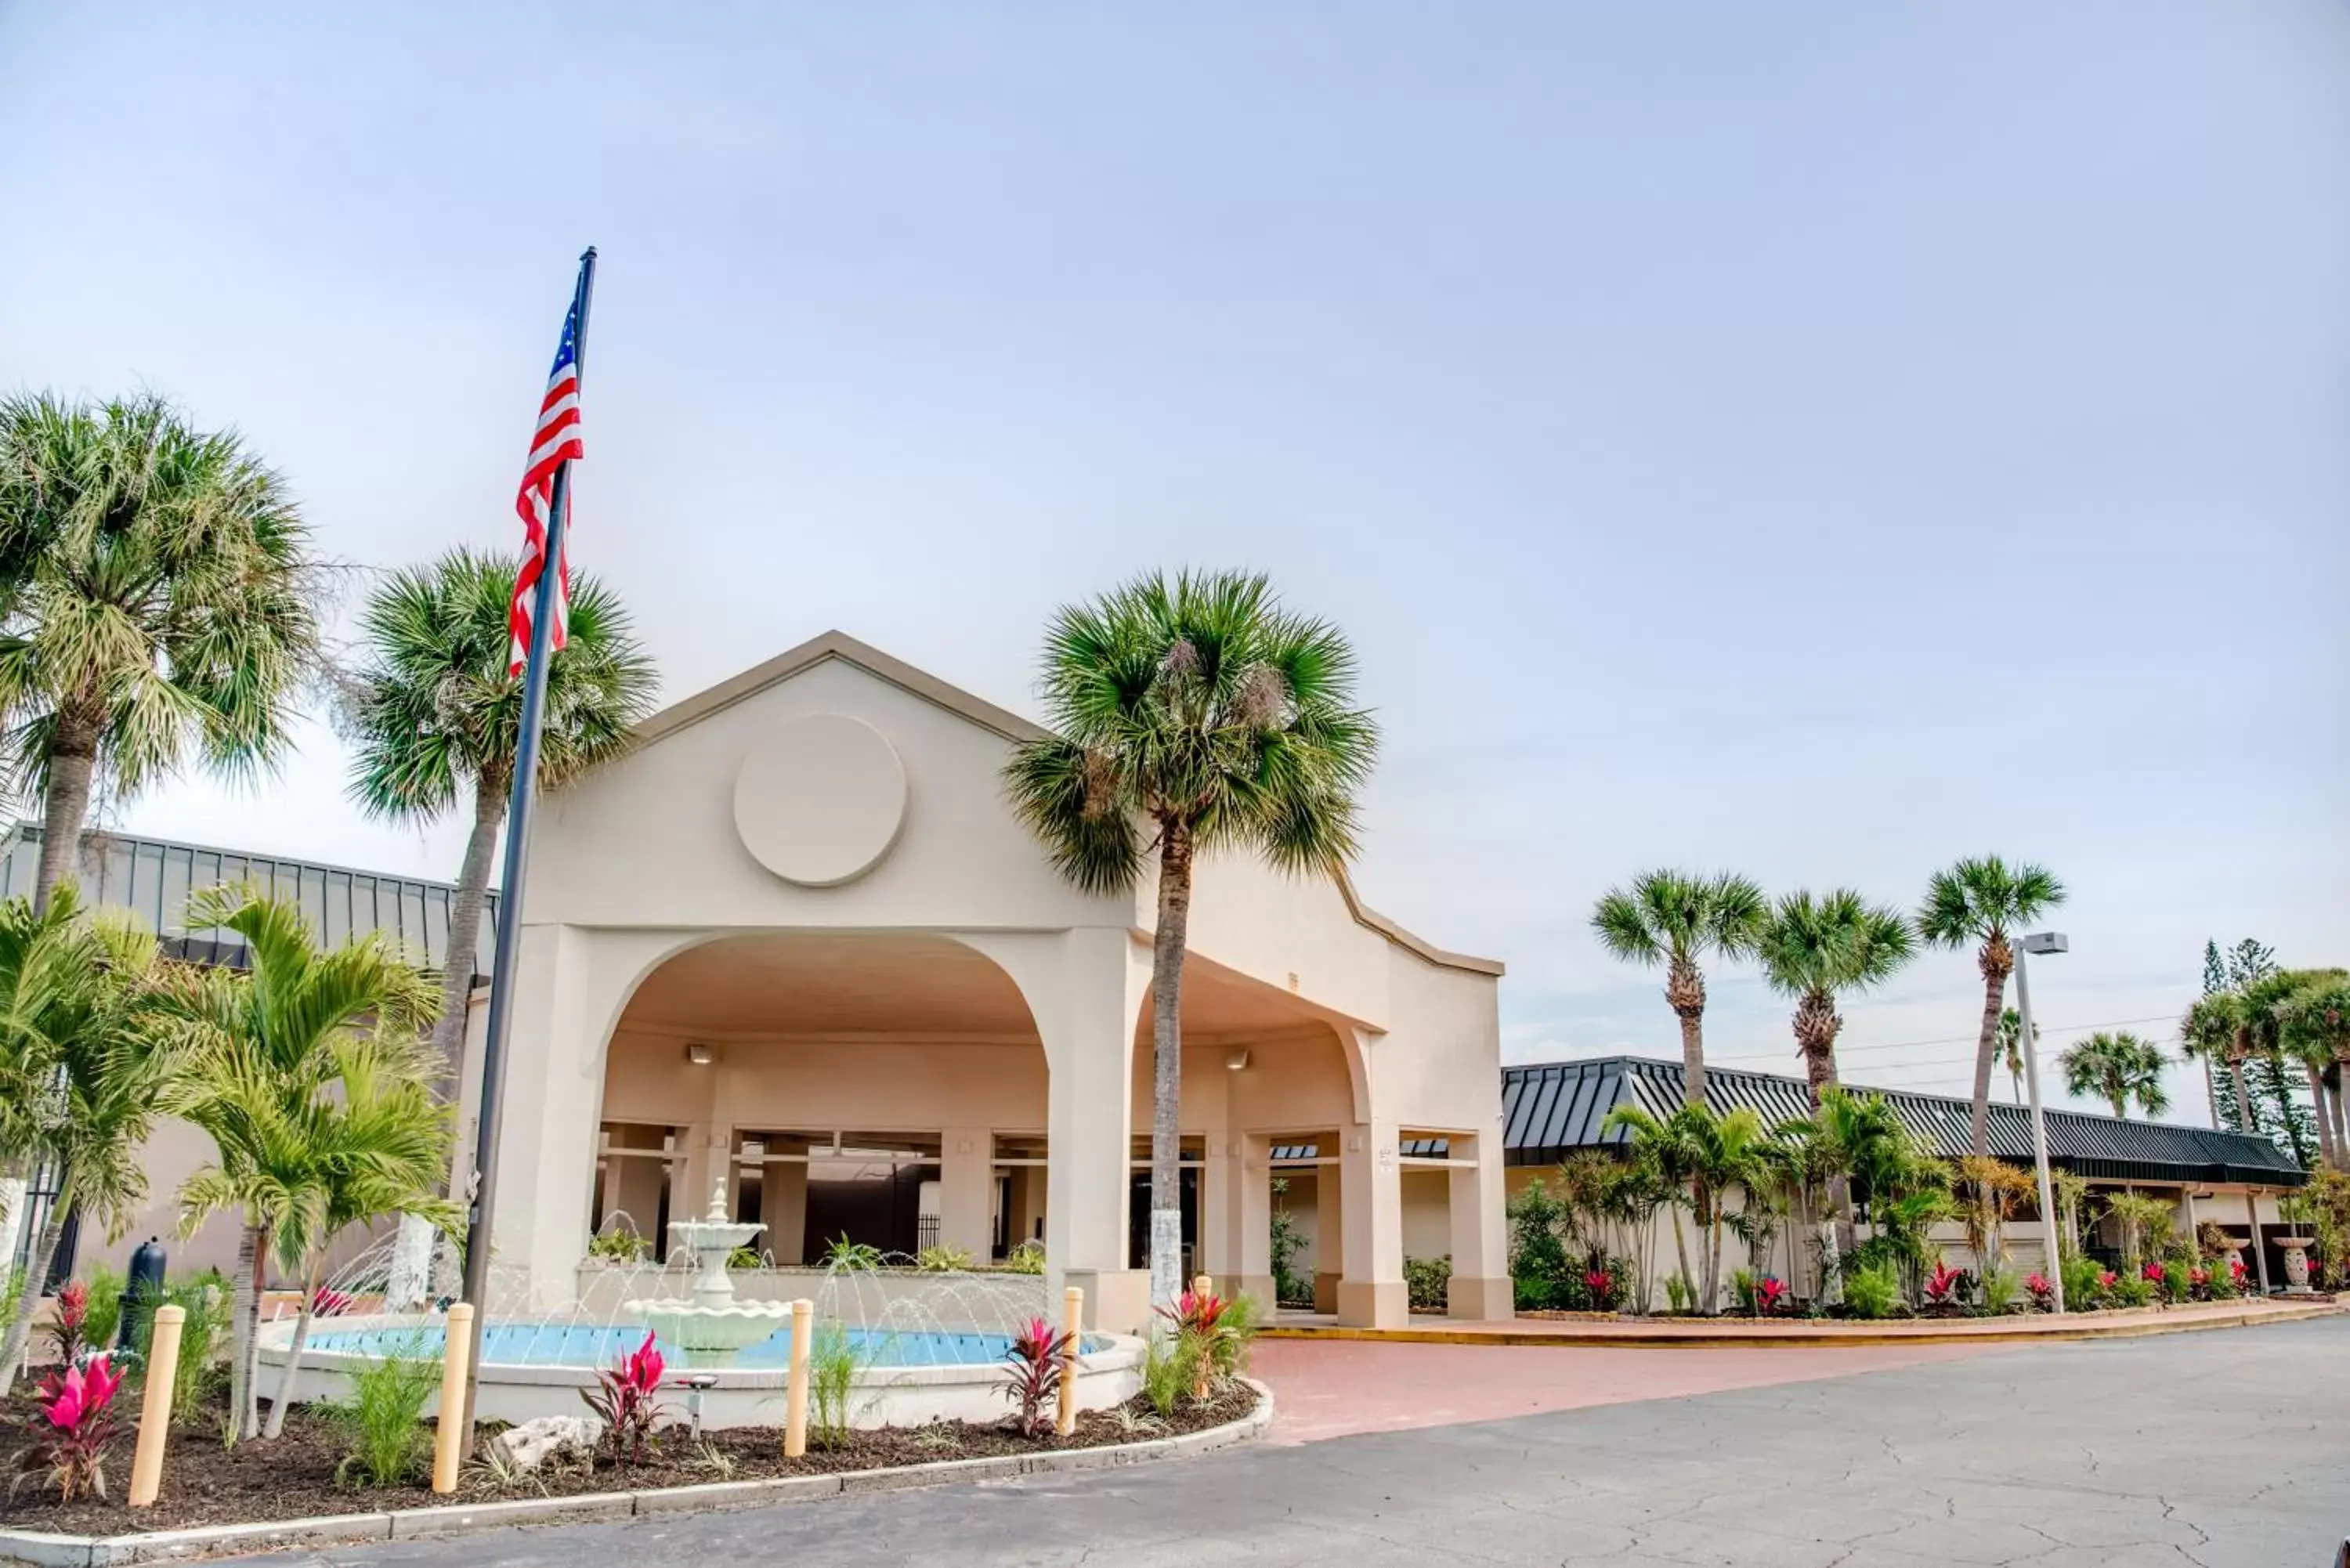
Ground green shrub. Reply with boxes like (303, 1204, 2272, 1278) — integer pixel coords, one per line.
(1269, 1180, 1309, 1306)
(1979, 1266, 2023, 1314)
(806, 1321, 883, 1447)
(1402, 1255, 1452, 1312)
(77, 1264, 126, 1353)
(820, 1236, 885, 1272)
(1663, 1273, 1694, 1314)
(129, 1276, 233, 1423)
(2205, 1257, 2241, 1299)
(2110, 1271, 2157, 1309)
(586, 1227, 649, 1263)
(914, 1245, 973, 1273)
(2060, 1253, 2107, 1310)
(1140, 1329, 1196, 1418)
(1843, 1264, 1902, 1321)
(1001, 1240, 1047, 1275)
(327, 1335, 442, 1488)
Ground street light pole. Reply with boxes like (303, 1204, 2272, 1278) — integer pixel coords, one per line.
(2016, 931, 2067, 1313)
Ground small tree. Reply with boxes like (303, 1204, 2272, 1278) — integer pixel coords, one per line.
(0, 887, 172, 1396)
(161, 885, 436, 1441)
(2060, 1031, 2171, 1120)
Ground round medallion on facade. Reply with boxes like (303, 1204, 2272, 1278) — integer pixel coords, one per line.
(732, 714, 908, 887)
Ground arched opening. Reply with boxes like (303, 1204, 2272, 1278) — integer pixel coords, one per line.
(1126, 959, 1362, 1309)
(593, 931, 1047, 1267)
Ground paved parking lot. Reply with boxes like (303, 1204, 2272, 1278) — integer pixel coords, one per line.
(263, 1317, 2349, 1567)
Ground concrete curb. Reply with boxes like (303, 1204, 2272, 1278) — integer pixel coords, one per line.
(0, 1382, 1274, 1566)
(1259, 1300, 2344, 1349)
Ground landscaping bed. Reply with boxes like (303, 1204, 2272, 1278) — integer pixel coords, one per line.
(0, 1384, 1259, 1537)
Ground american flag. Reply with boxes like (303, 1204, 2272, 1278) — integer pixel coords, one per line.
(508, 294, 585, 674)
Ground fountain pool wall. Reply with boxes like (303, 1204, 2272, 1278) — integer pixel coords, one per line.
(256, 1313, 1144, 1431)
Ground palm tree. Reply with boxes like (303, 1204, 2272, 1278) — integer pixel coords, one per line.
(1916, 856, 2066, 1159)
(1601, 1104, 1701, 1307)
(1996, 1006, 2034, 1104)
(162, 885, 436, 1441)
(0, 886, 172, 1394)
(1003, 572, 1376, 1317)
(1755, 890, 1915, 1104)
(1754, 891, 1914, 1264)
(236, 1031, 457, 1436)
(1590, 871, 1767, 1108)
(0, 393, 323, 911)
(2276, 972, 2350, 1165)
(2059, 1031, 2171, 1119)
(342, 549, 656, 1068)
(2182, 989, 2254, 1134)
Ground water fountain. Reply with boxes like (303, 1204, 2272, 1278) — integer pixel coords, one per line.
(618, 1177, 793, 1364)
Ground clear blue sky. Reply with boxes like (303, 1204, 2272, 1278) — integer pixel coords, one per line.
(3, 3, 2345, 1118)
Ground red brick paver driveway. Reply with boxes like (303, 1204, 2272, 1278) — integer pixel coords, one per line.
(1249, 1336, 1997, 1444)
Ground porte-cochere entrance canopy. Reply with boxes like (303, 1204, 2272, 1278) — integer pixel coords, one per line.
(457, 631, 1509, 1332)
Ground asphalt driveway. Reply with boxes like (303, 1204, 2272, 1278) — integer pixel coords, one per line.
(256, 1317, 2349, 1567)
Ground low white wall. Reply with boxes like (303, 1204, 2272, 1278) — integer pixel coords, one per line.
(255, 1313, 1142, 1433)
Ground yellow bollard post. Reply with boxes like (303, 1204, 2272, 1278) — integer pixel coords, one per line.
(1193, 1274, 1212, 1301)
(128, 1304, 185, 1508)
(783, 1298, 812, 1458)
(1054, 1284, 1083, 1437)
(430, 1303, 475, 1495)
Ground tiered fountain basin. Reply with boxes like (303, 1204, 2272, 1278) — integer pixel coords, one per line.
(257, 1313, 1142, 1430)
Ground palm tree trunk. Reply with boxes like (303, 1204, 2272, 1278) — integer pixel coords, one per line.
(427, 775, 508, 1075)
(262, 1261, 320, 1440)
(2202, 1060, 2218, 1130)
(1668, 1205, 1692, 1306)
(0, 1203, 70, 1396)
(2301, 1062, 2337, 1169)
(1968, 961, 2006, 1159)
(2229, 1057, 2254, 1134)
(227, 1222, 262, 1443)
(1146, 819, 1195, 1322)
(1693, 1187, 1716, 1314)
(1668, 956, 1707, 1110)
(32, 716, 101, 913)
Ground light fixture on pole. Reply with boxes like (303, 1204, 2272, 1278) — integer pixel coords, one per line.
(2016, 930, 2068, 1313)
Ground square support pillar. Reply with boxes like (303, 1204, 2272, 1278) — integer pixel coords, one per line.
(1231, 1133, 1274, 1306)
(938, 1127, 993, 1262)
(1314, 1153, 1345, 1314)
(1202, 1131, 1238, 1288)
(1338, 1120, 1406, 1328)
(1445, 1132, 1512, 1321)
(763, 1151, 808, 1266)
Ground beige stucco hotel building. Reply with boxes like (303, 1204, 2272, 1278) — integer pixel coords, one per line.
(446, 632, 1511, 1334)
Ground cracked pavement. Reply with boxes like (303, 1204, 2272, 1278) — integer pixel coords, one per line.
(258, 1317, 2348, 1567)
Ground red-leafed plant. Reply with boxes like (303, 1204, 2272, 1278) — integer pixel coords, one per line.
(1754, 1276, 1788, 1315)
(46, 1281, 90, 1367)
(16, 1356, 125, 1502)
(2188, 1266, 2211, 1301)
(2025, 1272, 2055, 1310)
(2096, 1270, 2118, 1292)
(1157, 1288, 1229, 1399)
(580, 1330, 667, 1463)
(997, 1316, 1075, 1438)
(2141, 1262, 2165, 1285)
(1922, 1261, 1968, 1311)
(1585, 1270, 1618, 1310)
(2228, 1256, 2250, 1289)
(313, 1287, 354, 1317)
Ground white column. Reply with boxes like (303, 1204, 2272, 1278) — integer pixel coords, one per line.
(1339, 1118, 1406, 1328)
(474, 924, 688, 1313)
(1445, 1130, 1512, 1320)
(1314, 1152, 1344, 1313)
(1235, 1133, 1274, 1306)
(938, 1127, 992, 1261)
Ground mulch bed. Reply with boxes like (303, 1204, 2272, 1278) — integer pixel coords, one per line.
(0, 1382, 1259, 1537)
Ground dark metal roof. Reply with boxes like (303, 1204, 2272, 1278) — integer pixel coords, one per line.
(0, 823, 495, 980)
(1502, 1055, 2306, 1188)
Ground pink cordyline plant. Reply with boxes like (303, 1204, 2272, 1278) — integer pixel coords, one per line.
(997, 1316, 1075, 1437)
(20, 1357, 125, 1501)
(2025, 1272, 2055, 1310)
(580, 1330, 667, 1463)
(46, 1281, 90, 1367)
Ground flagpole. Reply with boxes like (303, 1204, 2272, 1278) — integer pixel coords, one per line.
(455, 245, 598, 1448)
